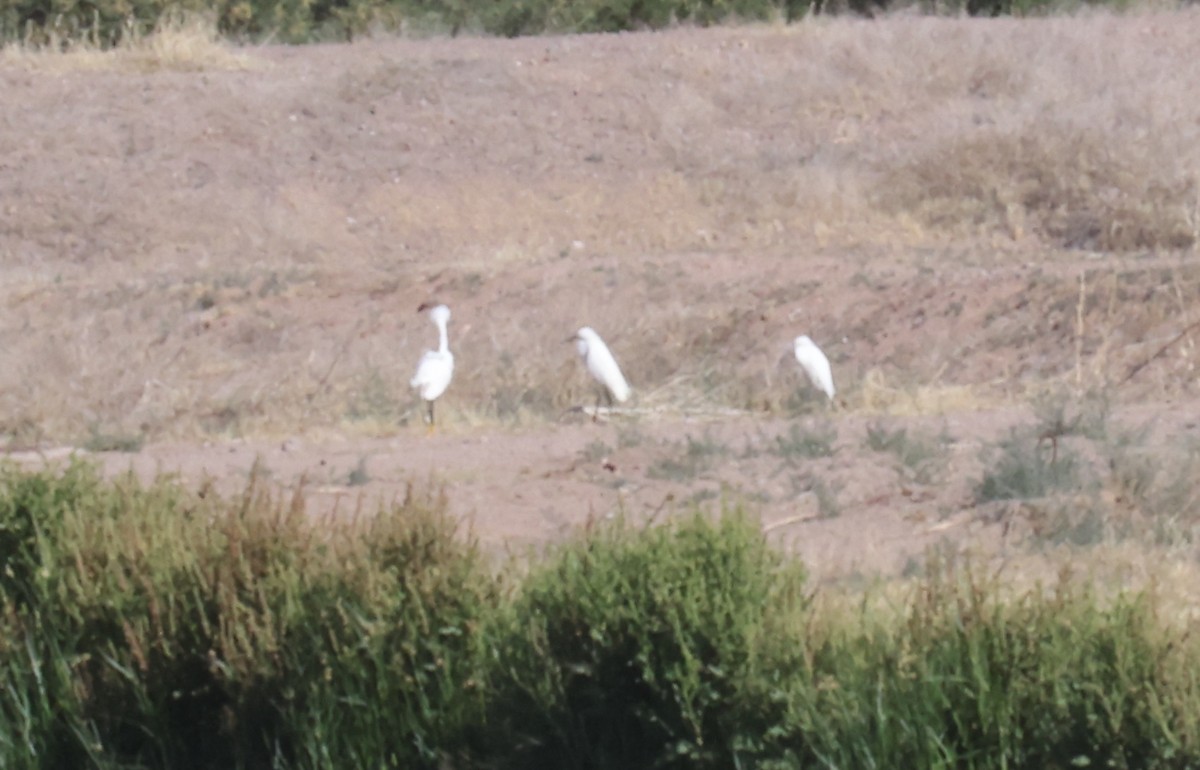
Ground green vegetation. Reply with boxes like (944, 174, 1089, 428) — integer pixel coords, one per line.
(975, 425, 1084, 502)
(0, 462, 493, 769)
(974, 390, 1108, 504)
(347, 454, 371, 485)
(3, 461, 1200, 768)
(771, 420, 838, 460)
(0, 0, 1154, 48)
(647, 431, 730, 481)
(969, 393, 1200, 550)
(345, 367, 403, 424)
(865, 420, 946, 484)
(579, 438, 614, 462)
(484, 509, 803, 768)
(808, 473, 841, 517)
(82, 424, 145, 453)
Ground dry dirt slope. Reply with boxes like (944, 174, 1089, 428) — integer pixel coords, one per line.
(2, 13, 1200, 580)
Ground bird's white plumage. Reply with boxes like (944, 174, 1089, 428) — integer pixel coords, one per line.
(411, 304, 454, 403)
(793, 335, 835, 400)
(574, 327, 630, 403)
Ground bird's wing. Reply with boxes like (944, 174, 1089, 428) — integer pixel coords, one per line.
(411, 350, 435, 388)
(412, 350, 454, 399)
(798, 349, 835, 398)
(588, 344, 630, 402)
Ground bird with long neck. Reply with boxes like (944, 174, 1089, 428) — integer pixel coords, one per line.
(570, 326, 630, 422)
(411, 303, 454, 430)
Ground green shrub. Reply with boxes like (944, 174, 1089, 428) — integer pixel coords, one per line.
(976, 426, 1087, 502)
(770, 562, 1200, 768)
(483, 510, 807, 769)
(3, 463, 1200, 768)
(865, 421, 946, 484)
(0, 462, 494, 769)
(772, 420, 838, 460)
(275, 485, 496, 769)
(2, 0, 1134, 48)
(647, 432, 730, 481)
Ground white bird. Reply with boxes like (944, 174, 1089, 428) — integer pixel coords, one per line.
(571, 326, 630, 421)
(793, 335, 835, 401)
(411, 303, 454, 429)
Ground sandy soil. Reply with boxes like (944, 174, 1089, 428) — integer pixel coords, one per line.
(3, 14, 1200, 584)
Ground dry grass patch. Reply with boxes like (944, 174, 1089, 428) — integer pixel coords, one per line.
(883, 128, 1198, 251)
(850, 12, 1200, 252)
(858, 368, 1003, 415)
(4, 14, 1200, 442)
(1, 12, 257, 72)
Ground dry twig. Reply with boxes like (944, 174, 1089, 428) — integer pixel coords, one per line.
(1121, 318, 1200, 386)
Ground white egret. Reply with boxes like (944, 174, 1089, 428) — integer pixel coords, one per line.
(571, 326, 630, 421)
(411, 303, 454, 429)
(793, 335, 835, 401)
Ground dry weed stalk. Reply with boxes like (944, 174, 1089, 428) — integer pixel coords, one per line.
(1121, 318, 1200, 387)
(1075, 270, 1086, 391)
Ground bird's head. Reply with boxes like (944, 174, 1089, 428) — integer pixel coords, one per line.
(418, 302, 451, 325)
(570, 327, 597, 357)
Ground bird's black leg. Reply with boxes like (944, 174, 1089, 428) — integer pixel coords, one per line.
(592, 392, 601, 423)
(428, 400, 435, 426)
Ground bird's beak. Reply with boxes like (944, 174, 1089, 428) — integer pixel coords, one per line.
(565, 334, 577, 343)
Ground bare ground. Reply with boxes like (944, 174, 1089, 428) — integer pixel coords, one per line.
(3, 11, 1200, 586)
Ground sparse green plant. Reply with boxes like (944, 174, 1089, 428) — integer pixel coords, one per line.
(865, 421, 946, 484)
(784, 471, 842, 517)
(200, 400, 249, 436)
(976, 426, 1088, 503)
(738, 436, 762, 460)
(1036, 495, 1111, 547)
(810, 475, 841, 518)
(782, 386, 837, 416)
(346, 367, 402, 423)
(1103, 431, 1200, 546)
(771, 421, 837, 461)
(647, 432, 730, 481)
(82, 424, 144, 453)
(1032, 387, 1111, 444)
(195, 290, 217, 310)
(347, 455, 371, 486)
(617, 425, 647, 449)
(459, 272, 485, 296)
(1001, 423, 1200, 549)
(580, 439, 613, 462)
(485, 351, 560, 422)
(848, 271, 883, 291)
(256, 270, 301, 298)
